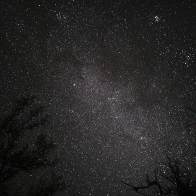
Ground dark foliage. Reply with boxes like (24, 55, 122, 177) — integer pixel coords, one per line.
(122, 108, 196, 196)
(0, 95, 67, 196)
(122, 156, 196, 196)
(186, 108, 196, 128)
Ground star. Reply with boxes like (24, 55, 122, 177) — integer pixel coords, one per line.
(154, 15, 160, 22)
(0, 0, 195, 195)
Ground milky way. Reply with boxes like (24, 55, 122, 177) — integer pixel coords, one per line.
(0, 0, 196, 195)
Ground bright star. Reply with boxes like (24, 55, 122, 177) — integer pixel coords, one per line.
(154, 15, 160, 22)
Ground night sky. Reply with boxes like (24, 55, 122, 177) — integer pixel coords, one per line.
(0, 0, 196, 195)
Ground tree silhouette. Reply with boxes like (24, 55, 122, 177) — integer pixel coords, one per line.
(186, 108, 196, 128)
(122, 107, 196, 196)
(0, 95, 68, 196)
(122, 156, 195, 196)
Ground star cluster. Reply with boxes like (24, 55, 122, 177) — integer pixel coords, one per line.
(0, 0, 195, 195)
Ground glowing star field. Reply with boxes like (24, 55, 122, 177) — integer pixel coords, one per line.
(0, 0, 195, 195)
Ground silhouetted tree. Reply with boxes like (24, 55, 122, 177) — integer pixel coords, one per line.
(186, 108, 196, 128)
(122, 107, 196, 196)
(122, 156, 196, 196)
(0, 95, 68, 196)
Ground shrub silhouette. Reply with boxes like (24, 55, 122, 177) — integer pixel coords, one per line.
(0, 95, 68, 196)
